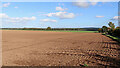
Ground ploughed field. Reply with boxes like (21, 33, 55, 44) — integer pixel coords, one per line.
(2, 30, 120, 67)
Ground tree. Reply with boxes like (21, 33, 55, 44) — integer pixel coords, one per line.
(98, 28, 102, 33)
(113, 27, 120, 37)
(108, 22, 115, 35)
(46, 27, 51, 30)
(116, 27, 120, 29)
(108, 22, 115, 29)
(102, 26, 108, 33)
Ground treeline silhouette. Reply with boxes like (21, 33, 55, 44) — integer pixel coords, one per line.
(98, 22, 120, 37)
(2, 27, 98, 31)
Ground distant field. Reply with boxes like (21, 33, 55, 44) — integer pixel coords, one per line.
(2, 29, 97, 33)
(52, 30, 97, 33)
(21, 30, 97, 33)
(49, 30, 97, 33)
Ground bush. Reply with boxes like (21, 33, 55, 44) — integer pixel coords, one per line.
(46, 27, 51, 30)
(113, 28, 120, 37)
(98, 28, 102, 33)
(102, 26, 108, 33)
(116, 27, 120, 29)
(108, 29, 114, 35)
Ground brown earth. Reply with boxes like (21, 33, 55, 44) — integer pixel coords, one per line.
(2, 30, 120, 67)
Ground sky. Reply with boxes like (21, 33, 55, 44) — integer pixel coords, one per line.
(1, 2, 119, 28)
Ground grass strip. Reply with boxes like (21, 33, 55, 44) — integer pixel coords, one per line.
(102, 33, 120, 42)
(2, 29, 97, 33)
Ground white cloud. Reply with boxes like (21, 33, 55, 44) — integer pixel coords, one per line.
(46, 12, 75, 19)
(14, 6, 18, 8)
(89, 0, 119, 2)
(3, 3, 10, 7)
(73, 2, 90, 8)
(56, 7, 67, 11)
(111, 16, 120, 20)
(73, 0, 118, 8)
(0, 13, 9, 18)
(73, 0, 119, 8)
(0, 13, 36, 23)
(72, 0, 96, 8)
(91, 2, 97, 5)
(96, 16, 104, 18)
(22, 16, 36, 20)
(40, 19, 57, 23)
(73, 1, 98, 8)
(113, 16, 118, 20)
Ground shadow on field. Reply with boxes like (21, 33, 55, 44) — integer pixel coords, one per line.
(102, 42, 120, 45)
(82, 51, 120, 68)
(70, 37, 120, 67)
(82, 40, 120, 68)
(102, 42, 120, 51)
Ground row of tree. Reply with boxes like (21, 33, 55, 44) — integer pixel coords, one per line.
(46, 27, 98, 31)
(98, 22, 120, 37)
(2, 27, 99, 31)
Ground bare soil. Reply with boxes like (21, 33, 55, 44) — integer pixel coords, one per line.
(2, 30, 120, 67)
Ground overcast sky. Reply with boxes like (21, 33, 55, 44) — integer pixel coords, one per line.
(1, 2, 118, 28)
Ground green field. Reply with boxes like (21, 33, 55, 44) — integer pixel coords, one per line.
(2, 29, 98, 33)
(49, 30, 97, 33)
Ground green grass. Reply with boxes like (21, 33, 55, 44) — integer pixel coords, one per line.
(51, 30, 97, 33)
(30, 30, 97, 33)
(83, 64, 88, 67)
(102, 33, 120, 42)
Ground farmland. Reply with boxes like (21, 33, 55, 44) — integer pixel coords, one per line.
(2, 30, 120, 67)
